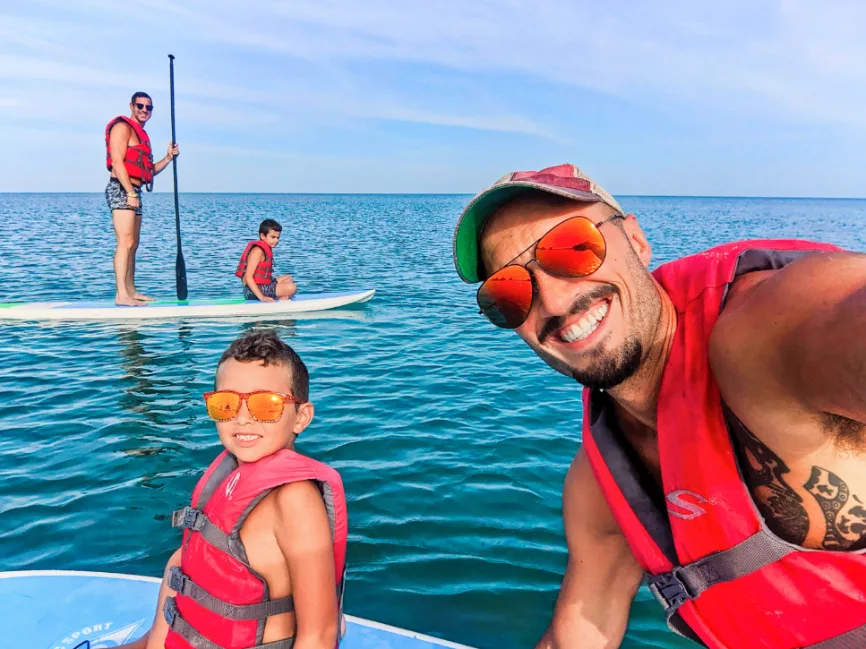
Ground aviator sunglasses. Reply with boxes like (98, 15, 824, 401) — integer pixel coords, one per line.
(203, 390, 302, 423)
(476, 213, 623, 329)
(135, 102, 154, 112)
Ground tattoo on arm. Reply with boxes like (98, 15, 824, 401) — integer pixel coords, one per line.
(804, 467, 866, 551)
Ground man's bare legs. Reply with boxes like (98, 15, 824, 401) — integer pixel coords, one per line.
(128, 213, 155, 302)
(276, 274, 297, 300)
(113, 209, 146, 306)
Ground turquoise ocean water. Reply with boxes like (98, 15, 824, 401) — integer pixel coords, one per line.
(1, 192, 865, 648)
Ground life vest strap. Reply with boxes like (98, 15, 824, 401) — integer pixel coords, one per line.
(172, 506, 232, 555)
(164, 597, 295, 649)
(168, 566, 294, 620)
(804, 623, 866, 649)
(648, 529, 793, 618)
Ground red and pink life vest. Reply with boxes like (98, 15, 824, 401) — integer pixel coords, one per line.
(236, 241, 275, 285)
(164, 449, 348, 649)
(582, 239, 866, 648)
(105, 116, 154, 191)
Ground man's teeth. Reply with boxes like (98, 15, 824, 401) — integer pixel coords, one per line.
(561, 301, 609, 343)
(236, 434, 259, 441)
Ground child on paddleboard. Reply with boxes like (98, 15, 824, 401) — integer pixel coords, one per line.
(236, 219, 298, 302)
(117, 329, 348, 649)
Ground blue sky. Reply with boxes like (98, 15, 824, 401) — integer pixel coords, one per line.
(1, 0, 864, 196)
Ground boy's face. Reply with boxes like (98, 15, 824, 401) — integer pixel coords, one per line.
(213, 358, 313, 463)
(260, 229, 281, 248)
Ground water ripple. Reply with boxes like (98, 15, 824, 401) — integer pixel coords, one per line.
(1, 193, 864, 648)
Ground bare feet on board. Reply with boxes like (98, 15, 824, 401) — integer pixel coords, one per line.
(115, 294, 148, 306)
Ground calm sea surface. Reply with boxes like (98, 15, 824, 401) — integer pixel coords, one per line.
(1, 192, 865, 648)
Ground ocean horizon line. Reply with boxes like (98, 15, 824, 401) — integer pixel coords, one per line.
(2, 191, 866, 201)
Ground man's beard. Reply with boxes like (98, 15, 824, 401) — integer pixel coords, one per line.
(570, 334, 643, 390)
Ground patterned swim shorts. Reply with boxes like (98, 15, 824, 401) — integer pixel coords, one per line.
(243, 281, 279, 301)
(105, 178, 142, 216)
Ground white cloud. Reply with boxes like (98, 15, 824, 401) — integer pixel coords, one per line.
(8, 1, 865, 132)
(120, 0, 865, 129)
(1, 1, 864, 193)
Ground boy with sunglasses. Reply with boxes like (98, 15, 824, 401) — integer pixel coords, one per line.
(453, 163, 866, 649)
(236, 219, 298, 302)
(105, 91, 179, 306)
(118, 329, 347, 649)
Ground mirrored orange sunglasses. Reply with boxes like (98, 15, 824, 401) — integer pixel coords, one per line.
(203, 390, 302, 423)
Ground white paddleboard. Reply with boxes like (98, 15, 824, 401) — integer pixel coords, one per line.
(0, 290, 375, 322)
(1, 569, 475, 649)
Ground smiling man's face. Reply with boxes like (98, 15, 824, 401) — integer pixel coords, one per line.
(130, 97, 152, 124)
(479, 194, 661, 389)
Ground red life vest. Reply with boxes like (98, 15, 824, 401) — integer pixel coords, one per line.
(236, 241, 275, 285)
(105, 116, 155, 191)
(582, 239, 866, 649)
(163, 449, 348, 649)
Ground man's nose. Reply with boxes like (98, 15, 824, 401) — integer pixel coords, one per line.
(531, 264, 576, 319)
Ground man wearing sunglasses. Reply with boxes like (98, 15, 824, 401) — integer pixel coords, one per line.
(105, 91, 180, 306)
(453, 163, 866, 649)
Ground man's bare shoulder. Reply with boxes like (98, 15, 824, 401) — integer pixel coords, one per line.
(711, 251, 865, 362)
(719, 250, 864, 322)
(710, 249, 866, 433)
(109, 120, 132, 138)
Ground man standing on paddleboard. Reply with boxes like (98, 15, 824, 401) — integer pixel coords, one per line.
(452, 163, 866, 648)
(105, 92, 179, 306)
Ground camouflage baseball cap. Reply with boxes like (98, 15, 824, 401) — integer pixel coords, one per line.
(452, 163, 625, 283)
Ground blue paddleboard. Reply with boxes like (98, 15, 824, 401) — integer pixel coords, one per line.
(1, 570, 474, 649)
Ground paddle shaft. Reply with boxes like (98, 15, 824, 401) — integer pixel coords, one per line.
(168, 54, 188, 301)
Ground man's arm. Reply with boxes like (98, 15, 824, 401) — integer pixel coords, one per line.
(710, 251, 866, 427)
(274, 481, 339, 649)
(244, 247, 275, 302)
(536, 449, 643, 649)
(108, 122, 138, 201)
(153, 143, 179, 175)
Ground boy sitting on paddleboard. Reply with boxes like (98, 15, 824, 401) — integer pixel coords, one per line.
(117, 329, 347, 649)
(236, 219, 298, 302)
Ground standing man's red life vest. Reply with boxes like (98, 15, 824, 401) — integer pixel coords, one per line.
(105, 116, 155, 191)
(581, 239, 866, 649)
(236, 241, 275, 285)
(164, 449, 348, 649)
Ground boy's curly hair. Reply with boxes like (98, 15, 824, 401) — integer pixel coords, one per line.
(217, 329, 309, 402)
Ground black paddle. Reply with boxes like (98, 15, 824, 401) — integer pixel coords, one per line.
(168, 53, 188, 301)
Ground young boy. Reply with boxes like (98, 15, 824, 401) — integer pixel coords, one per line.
(119, 329, 347, 649)
(236, 219, 298, 302)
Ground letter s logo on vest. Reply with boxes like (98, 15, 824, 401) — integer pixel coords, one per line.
(666, 489, 710, 520)
(225, 473, 241, 500)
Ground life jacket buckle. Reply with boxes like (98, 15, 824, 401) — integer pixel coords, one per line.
(168, 566, 187, 593)
(163, 596, 179, 626)
(172, 506, 206, 531)
(648, 570, 691, 614)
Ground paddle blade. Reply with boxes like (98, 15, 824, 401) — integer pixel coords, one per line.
(176, 251, 188, 301)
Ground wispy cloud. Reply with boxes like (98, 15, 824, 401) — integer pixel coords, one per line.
(1, 1, 864, 193)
